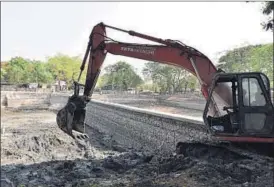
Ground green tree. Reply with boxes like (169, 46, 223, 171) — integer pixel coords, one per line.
(137, 82, 160, 92)
(47, 53, 86, 88)
(3, 57, 54, 85)
(1, 67, 7, 81)
(142, 62, 197, 93)
(95, 74, 109, 89)
(102, 61, 143, 90)
(4, 57, 32, 83)
(261, 1, 274, 31)
(218, 43, 273, 87)
(30, 61, 54, 84)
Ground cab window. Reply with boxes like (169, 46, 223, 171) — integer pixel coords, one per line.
(242, 78, 266, 106)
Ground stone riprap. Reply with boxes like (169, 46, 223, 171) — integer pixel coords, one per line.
(85, 100, 210, 155)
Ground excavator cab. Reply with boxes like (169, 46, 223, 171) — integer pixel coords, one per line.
(203, 72, 274, 142)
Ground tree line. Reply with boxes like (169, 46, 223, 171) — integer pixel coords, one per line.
(1, 43, 273, 92)
(96, 61, 198, 93)
(0, 54, 198, 93)
(1, 54, 87, 89)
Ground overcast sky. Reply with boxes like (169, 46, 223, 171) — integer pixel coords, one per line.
(1, 2, 273, 74)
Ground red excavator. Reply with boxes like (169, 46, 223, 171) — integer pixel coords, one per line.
(57, 22, 274, 144)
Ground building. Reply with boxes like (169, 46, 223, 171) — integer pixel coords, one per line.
(28, 83, 38, 89)
(53, 80, 67, 91)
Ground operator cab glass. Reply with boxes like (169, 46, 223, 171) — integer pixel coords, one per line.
(203, 72, 274, 138)
(242, 77, 266, 132)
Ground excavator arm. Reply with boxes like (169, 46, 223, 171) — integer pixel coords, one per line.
(83, 23, 217, 98)
(56, 22, 232, 139)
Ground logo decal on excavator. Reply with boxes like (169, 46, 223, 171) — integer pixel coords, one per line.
(121, 46, 155, 55)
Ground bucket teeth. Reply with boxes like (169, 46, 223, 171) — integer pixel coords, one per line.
(76, 133, 89, 140)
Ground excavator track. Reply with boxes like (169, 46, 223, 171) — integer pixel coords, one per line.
(228, 142, 274, 158)
(176, 140, 274, 160)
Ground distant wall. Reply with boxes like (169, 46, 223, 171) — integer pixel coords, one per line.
(1, 91, 70, 109)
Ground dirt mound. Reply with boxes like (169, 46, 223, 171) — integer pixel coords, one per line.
(2, 132, 93, 164)
(0, 110, 117, 166)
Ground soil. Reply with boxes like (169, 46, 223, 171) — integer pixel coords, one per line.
(1, 109, 273, 187)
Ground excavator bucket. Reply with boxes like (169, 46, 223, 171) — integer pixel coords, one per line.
(56, 94, 90, 140)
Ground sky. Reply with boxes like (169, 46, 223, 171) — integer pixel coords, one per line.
(1, 2, 273, 75)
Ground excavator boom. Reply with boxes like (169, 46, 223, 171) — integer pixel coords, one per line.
(82, 23, 232, 104)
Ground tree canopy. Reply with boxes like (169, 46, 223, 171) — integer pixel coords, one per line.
(261, 1, 274, 31)
(142, 62, 198, 93)
(46, 54, 86, 87)
(1, 67, 7, 81)
(218, 43, 273, 86)
(2, 57, 54, 84)
(1, 54, 86, 88)
(97, 61, 143, 90)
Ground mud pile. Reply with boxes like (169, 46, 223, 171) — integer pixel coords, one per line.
(1, 129, 94, 164)
(1, 110, 102, 165)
